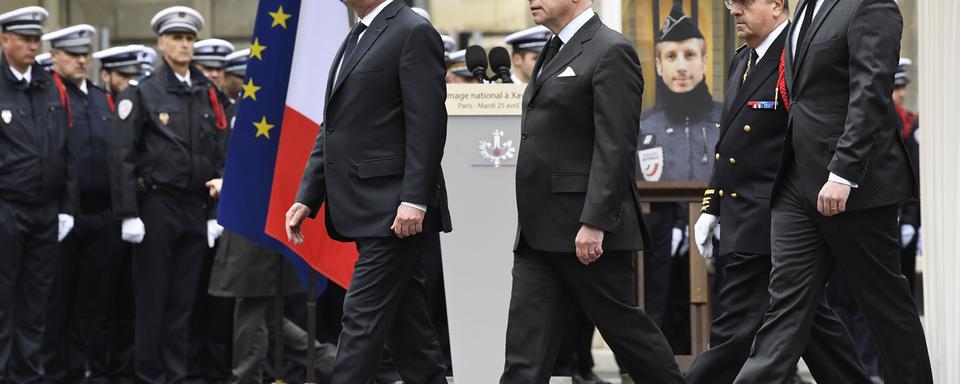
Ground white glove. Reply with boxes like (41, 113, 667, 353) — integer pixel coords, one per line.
(671, 227, 683, 256)
(57, 214, 74, 242)
(900, 224, 916, 248)
(207, 219, 224, 248)
(695, 213, 719, 259)
(916, 230, 923, 255)
(121, 218, 146, 244)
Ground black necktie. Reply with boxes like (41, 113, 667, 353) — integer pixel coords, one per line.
(795, 1, 817, 49)
(540, 36, 563, 70)
(341, 22, 368, 69)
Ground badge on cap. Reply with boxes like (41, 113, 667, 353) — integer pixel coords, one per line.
(117, 99, 133, 120)
(1, 110, 11, 124)
(158, 112, 170, 125)
(638, 147, 664, 182)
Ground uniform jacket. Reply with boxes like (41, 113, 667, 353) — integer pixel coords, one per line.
(516, 14, 649, 253)
(0, 54, 77, 213)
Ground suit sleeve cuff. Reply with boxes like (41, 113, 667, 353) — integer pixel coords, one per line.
(401, 202, 427, 212)
(828, 172, 859, 188)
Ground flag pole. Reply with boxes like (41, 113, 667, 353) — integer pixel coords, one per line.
(306, 271, 318, 383)
(274, 252, 286, 383)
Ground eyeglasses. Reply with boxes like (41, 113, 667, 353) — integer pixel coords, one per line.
(724, 0, 756, 10)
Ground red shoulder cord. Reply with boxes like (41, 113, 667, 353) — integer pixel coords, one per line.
(778, 49, 790, 112)
(106, 92, 116, 113)
(52, 73, 73, 128)
(208, 88, 227, 130)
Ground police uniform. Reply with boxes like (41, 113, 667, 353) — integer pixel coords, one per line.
(0, 6, 78, 383)
(108, 7, 229, 383)
(503, 26, 550, 84)
(138, 46, 157, 78)
(635, 3, 720, 355)
(894, 58, 920, 294)
(446, 49, 474, 82)
(37, 25, 138, 384)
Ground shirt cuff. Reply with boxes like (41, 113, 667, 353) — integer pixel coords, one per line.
(828, 172, 859, 188)
(401, 202, 427, 212)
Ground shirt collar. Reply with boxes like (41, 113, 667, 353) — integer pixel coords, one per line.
(78, 78, 88, 95)
(557, 8, 595, 45)
(9, 65, 31, 84)
(755, 20, 789, 61)
(174, 69, 191, 87)
(359, 0, 394, 28)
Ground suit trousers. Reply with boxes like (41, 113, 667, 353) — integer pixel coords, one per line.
(732, 168, 932, 384)
(0, 199, 58, 383)
(501, 239, 682, 384)
(330, 235, 446, 384)
(132, 193, 207, 384)
(685, 252, 871, 384)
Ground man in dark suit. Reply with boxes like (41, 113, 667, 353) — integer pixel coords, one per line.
(687, 1, 870, 383)
(285, 1, 451, 383)
(732, 0, 933, 383)
(500, 1, 682, 383)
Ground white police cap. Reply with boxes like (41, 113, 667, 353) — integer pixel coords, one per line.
(447, 49, 469, 77)
(34, 52, 52, 70)
(151, 6, 204, 35)
(441, 35, 456, 54)
(224, 49, 249, 77)
(193, 38, 235, 69)
(0, 6, 48, 36)
(42, 24, 96, 54)
(139, 46, 157, 72)
(94, 44, 145, 76)
(504, 25, 551, 52)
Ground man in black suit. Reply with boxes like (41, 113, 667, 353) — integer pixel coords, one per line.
(732, 0, 933, 383)
(500, 1, 682, 383)
(285, 1, 450, 383)
(687, 1, 870, 383)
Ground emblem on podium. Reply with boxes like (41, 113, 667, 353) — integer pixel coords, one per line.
(478, 129, 517, 167)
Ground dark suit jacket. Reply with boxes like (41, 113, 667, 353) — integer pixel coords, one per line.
(774, 0, 914, 211)
(296, 1, 452, 241)
(704, 26, 790, 256)
(516, 15, 648, 253)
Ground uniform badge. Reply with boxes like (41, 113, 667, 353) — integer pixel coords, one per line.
(158, 112, 170, 125)
(117, 100, 133, 120)
(638, 147, 664, 182)
(1, 110, 11, 124)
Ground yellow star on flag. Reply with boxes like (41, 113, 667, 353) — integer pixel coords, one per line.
(242, 78, 261, 101)
(249, 38, 266, 60)
(269, 6, 292, 29)
(254, 116, 275, 139)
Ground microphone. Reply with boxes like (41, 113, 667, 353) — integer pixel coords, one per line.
(465, 45, 489, 83)
(488, 47, 513, 83)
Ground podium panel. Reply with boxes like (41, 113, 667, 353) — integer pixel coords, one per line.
(442, 84, 524, 384)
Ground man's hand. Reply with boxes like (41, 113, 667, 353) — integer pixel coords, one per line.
(285, 203, 312, 245)
(391, 204, 425, 238)
(817, 181, 851, 217)
(205, 178, 223, 198)
(694, 213, 719, 259)
(575, 224, 604, 265)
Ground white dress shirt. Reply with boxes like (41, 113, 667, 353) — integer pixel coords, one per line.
(78, 79, 89, 95)
(9, 65, 31, 84)
(791, 0, 857, 188)
(174, 69, 191, 87)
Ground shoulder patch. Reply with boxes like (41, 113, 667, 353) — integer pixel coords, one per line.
(117, 99, 133, 120)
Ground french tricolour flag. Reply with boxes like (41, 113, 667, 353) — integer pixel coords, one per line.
(218, 0, 357, 289)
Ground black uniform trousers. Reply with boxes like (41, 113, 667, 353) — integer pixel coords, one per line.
(733, 168, 932, 384)
(0, 199, 58, 383)
(501, 238, 683, 384)
(642, 202, 690, 355)
(186, 246, 233, 383)
(685, 251, 871, 384)
(133, 192, 208, 384)
(330, 235, 446, 384)
(42, 194, 134, 384)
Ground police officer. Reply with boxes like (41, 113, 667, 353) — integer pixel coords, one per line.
(108, 6, 228, 383)
(222, 49, 248, 103)
(0, 6, 77, 383)
(95, 44, 146, 98)
(139, 46, 157, 78)
(39, 24, 138, 384)
(34, 51, 51, 71)
(894, 58, 920, 295)
(444, 49, 478, 84)
(503, 26, 550, 84)
(635, 2, 721, 355)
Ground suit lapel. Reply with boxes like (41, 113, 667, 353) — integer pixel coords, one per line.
(723, 52, 748, 121)
(329, 1, 402, 99)
(325, 37, 349, 105)
(527, 15, 600, 104)
(724, 28, 789, 128)
(793, 0, 839, 76)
